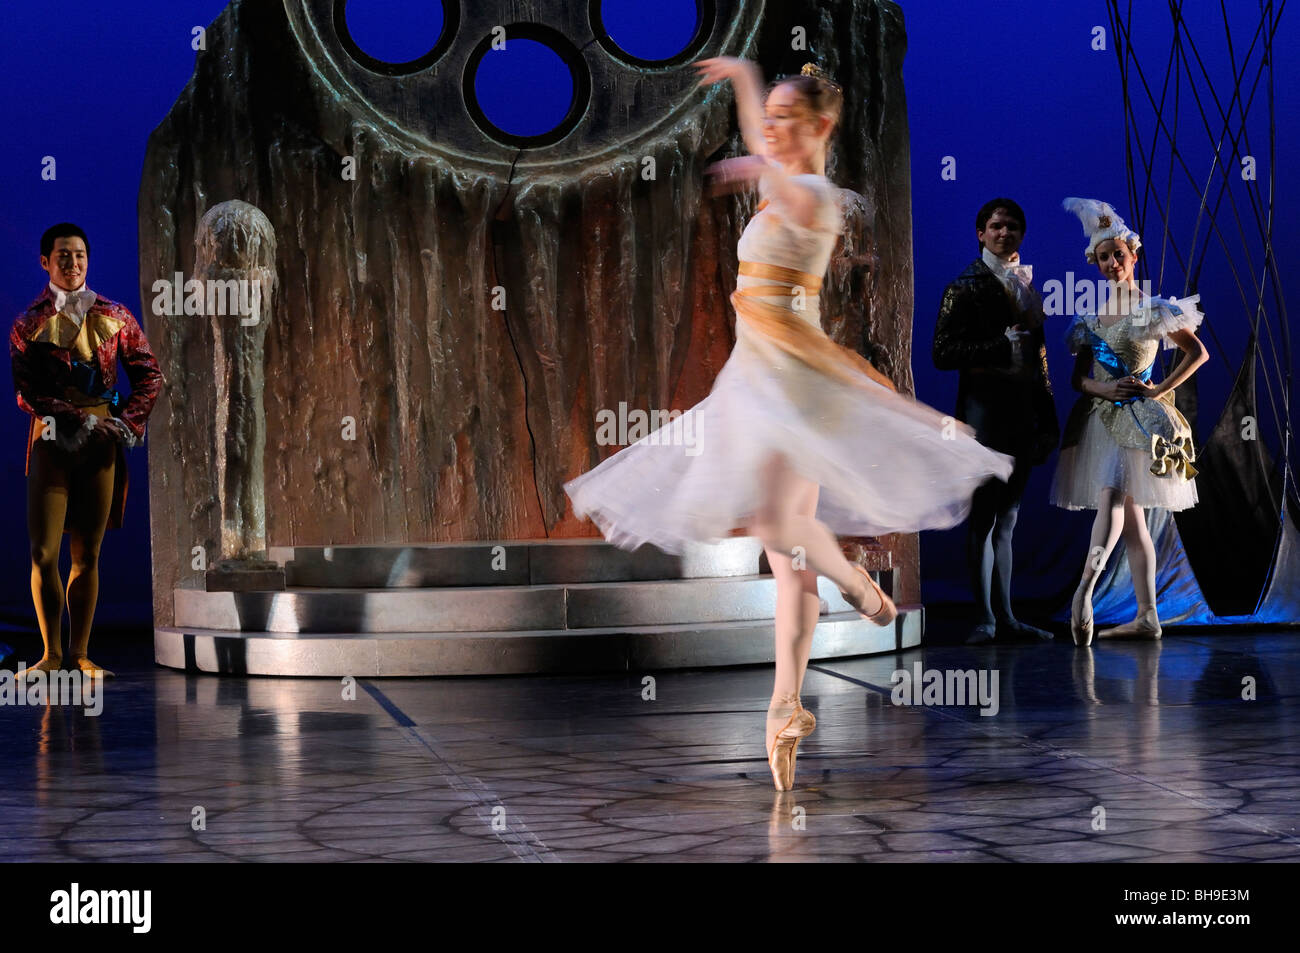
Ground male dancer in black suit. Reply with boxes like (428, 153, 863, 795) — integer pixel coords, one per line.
(934, 199, 1059, 644)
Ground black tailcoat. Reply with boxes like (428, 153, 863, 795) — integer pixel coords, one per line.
(932, 259, 1059, 464)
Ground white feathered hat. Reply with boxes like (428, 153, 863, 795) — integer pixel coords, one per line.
(1062, 197, 1141, 264)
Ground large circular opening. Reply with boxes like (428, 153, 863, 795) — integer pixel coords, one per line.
(463, 25, 590, 147)
(590, 0, 713, 68)
(334, 0, 458, 76)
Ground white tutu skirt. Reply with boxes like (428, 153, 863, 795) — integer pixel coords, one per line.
(1050, 411, 1198, 511)
(564, 323, 1017, 554)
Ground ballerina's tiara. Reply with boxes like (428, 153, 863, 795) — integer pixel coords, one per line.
(799, 62, 842, 93)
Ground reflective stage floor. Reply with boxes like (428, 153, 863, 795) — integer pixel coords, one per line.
(3, 622, 1299, 863)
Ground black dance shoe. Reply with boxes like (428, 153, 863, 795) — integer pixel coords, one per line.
(997, 619, 1055, 642)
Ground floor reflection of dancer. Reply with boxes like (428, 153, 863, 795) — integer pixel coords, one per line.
(565, 58, 1015, 791)
(1052, 199, 1207, 645)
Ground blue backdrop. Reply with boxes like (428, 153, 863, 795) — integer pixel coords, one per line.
(0, 0, 1294, 634)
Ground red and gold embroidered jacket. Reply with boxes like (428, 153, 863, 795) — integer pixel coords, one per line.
(9, 286, 163, 441)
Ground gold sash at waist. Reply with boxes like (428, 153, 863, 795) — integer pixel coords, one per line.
(737, 260, 822, 294)
(733, 260, 897, 393)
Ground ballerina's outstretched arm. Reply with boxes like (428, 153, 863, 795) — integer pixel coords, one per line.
(692, 56, 825, 230)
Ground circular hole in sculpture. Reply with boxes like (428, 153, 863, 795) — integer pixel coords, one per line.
(335, 0, 457, 76)
(464, 26, 590, 147)
(590, 0, 712, 67)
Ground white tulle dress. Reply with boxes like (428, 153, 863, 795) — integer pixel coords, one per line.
(1050, 295, 1203, 512)
(563, 171, 1017, 554)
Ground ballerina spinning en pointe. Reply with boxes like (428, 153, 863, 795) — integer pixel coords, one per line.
(1052, 198, 1208, 645)
(564, 57, 1015, 791)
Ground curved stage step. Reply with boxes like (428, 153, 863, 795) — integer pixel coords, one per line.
(178, 574, 869, 632)
(157, 538, 916, 676)
(265, 536, 891, 587)
(156, 607, 921, 676)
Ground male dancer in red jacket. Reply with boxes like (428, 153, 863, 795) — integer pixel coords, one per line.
(10, 223, 162, 677)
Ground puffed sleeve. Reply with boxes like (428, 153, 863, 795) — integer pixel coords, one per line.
(1063, 314, 1094, 356)
(761, 170, 837, 232)
(1132, 295, 1204, 350)
(113, 309, 164, 441)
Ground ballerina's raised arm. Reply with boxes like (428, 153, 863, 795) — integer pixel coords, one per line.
(692, 56, 832, 230)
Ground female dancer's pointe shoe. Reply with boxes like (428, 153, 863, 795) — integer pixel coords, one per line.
(1070, 587, 1094, 647)
(767, 707, 816, 792)
(1098, 607, 1161, 640)
(841, 564, 897, 625)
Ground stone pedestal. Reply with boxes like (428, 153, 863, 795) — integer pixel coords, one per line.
(206, 558, 287, 592)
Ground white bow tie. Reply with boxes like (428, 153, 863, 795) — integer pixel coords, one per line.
(1002, 261, 1033, 284)
(982, 249, 1033, 286)
(986, 256, 1038, 314)
(54, 286, 94, 319)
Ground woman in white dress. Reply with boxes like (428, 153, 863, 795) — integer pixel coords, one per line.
(564, 57, 1015, 790)
(1052, 198, 1208, 645)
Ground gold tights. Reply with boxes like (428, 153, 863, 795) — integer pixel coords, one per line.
(26, 434, 116, 672)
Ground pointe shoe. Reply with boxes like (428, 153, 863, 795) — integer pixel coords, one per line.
(767, 707, 816, 792)
(841, 564, 897, 626)
(1097, 607, 1161, 640)
(1070, 587, 1094, 647)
